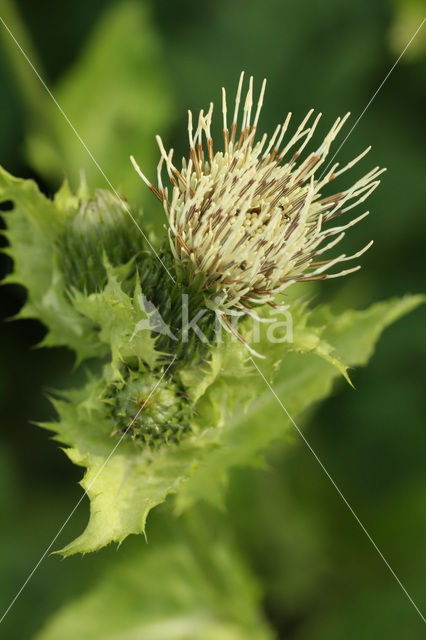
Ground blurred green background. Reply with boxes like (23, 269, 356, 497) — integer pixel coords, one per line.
(0, 0, 425, 638)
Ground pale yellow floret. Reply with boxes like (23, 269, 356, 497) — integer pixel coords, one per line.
(132, 72, 383, 325)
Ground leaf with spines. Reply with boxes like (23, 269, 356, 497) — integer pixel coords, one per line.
(44, 367, 218, 555)
(176, 295, 424, 511)
(0, 167, 102, 362)
(50, 294, 422, 554)
(72, 264, 160, 376)
(1, 167, 150, 364)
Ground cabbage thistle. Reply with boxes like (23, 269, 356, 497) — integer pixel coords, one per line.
(1, 72, 421, 555)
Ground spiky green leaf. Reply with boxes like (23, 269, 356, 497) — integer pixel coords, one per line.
(72, 265, 160, 376)
(52, 295, 422, 554)
(175, 295, 424, 511)
(0, 166, 102, 362)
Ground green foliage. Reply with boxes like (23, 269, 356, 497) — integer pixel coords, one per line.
(0, 166, 149, 364)
(175, 295, 424, 512)
(49, 294, 425, 553)
(389, 0, 426, 61)
(0, 167, 101, 361)
(34, 533, 273, 640)
(46, 370, 214, 555)
(24, 1, 173, 204)
(72, 265, 160, 374)
(2, 164, 423, 556)
(1, 2, 425, 637)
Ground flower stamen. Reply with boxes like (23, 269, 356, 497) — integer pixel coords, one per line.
(132, 72, 384, 323)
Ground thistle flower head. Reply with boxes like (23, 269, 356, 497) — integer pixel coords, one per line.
(132, 72, 384, 321)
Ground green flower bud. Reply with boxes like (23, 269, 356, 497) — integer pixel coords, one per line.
(59, 190, 146, 293)
(105, 369, 193, 449)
